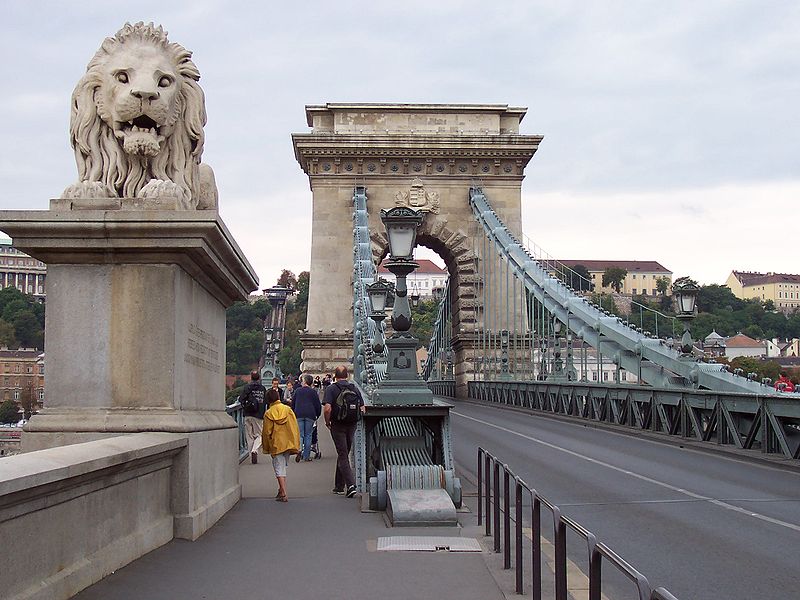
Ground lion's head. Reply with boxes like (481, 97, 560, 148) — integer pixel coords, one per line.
(66, 22, 211, 207)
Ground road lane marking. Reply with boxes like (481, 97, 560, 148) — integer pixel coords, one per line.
(453, 411, 800, 533)
(458, 398, 800, 477)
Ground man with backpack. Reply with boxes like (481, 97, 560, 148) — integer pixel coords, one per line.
(323, 365, 364, 498)
(238, 370, 267, 464)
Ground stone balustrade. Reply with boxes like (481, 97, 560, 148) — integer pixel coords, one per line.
(0, 433, 190, 600)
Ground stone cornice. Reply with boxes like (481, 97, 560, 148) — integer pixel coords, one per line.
(0, 207, 259, 307)
(305, 103, 528, 126)
(292, 133, 542, 177)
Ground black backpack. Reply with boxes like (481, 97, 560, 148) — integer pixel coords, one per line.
(332, 384, 360, 423)
(242, 385, 264, 413)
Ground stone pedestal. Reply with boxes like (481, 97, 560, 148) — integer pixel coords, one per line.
(372, 334, 434, 405)
(0, 202, 258, 540)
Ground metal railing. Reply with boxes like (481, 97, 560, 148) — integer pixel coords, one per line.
(225, 401, 249, 463)
(352, 186, 388, 393)
(470, 380, 800, 460)
(478, 447, 680, 600)
(470, 187, 781, 395)
(427, 380, 456, 398)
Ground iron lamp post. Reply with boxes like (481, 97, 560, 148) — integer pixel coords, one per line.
(499, 329, 511, 380)
(673, 277, 699, 357)
(550, 319, 565, 379)
(374, 207, 433, 405)
(367, 278, 392, 354)
(261, 285, 292, 380)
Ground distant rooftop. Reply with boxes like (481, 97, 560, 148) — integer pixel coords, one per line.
(732, 270, 800, 286)
(725, 333, 763, 348)
(378, 259, 447, 275)
(557, 260, 671, 273)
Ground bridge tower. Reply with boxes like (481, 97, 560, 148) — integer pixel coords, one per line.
(292, 103, 541, 396)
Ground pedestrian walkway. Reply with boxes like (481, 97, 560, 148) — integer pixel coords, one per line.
(74, 424, 508, 600)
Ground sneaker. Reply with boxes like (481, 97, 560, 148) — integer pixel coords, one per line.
(295, 454, 302, 463)
(345, 485, 357, 498)
(251, 452, 258, 464)
(332, 488, 345, 495)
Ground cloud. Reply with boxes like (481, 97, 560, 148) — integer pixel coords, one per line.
(522, 180, 800, 285)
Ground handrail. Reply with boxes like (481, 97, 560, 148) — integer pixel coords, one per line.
(470, 380, 800, 460)
(225, 401, 249, 463)
(422, 279, 452, 380)
(351, 186, 388, 394)
(478, 446, 681, 599)
(469, 186, 787, 395)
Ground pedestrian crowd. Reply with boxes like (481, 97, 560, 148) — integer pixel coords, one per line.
(237, 366, 364, 503)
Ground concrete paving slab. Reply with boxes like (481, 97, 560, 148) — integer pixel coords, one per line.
(74, 423, 506, 600)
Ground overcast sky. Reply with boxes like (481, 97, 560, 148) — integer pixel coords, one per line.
(1, 1, 797, 286)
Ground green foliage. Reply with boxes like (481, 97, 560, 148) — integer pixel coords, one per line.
(0, 287, 44, 349)
(572, 264, 593, 292)
(0, 319, 17, 347)
(226, 300, 270, 342)
(224, 270, 311, 379)
(277, 269, 298, 290)
(656, 276, 670, 295)
(12, 311, 42, 348)
(225, 378, 247, 404)
(0, 399, 20, 424)
(696, 284, 744, 313)
(226, 329, 263, 375)
(410, 298, 440, 350)
(725, 356, 781, 382)
(602, 267, 627, 293)
(590, 292, 620, 315)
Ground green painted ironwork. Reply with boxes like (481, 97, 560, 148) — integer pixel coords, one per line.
(469, 380, 800, 460)
(468, 187, 795, 396)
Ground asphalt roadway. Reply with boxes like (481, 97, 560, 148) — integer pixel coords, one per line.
(449, 399, 800, 600)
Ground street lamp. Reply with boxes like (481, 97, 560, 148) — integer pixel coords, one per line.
(499, 329, 510, 379)
(672, 276, 699, 357)
(551, 319, 564, 379)
(381, 207, 424, 332)
(374, 207, 433, 405)
(367, 279, 393, 354)
(367, 278, 392, 314)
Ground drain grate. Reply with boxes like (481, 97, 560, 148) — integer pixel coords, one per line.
(376, 536, 482, 552)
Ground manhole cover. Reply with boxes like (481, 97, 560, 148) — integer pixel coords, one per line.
(376, 536, 482, 552)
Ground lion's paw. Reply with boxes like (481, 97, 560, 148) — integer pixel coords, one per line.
(138, 179, 194, 209)
(61, 181, 116, 200)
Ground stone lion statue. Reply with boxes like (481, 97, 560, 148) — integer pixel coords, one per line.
(61, 22, 217, 210)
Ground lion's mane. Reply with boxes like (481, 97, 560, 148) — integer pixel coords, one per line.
(68, 22, 207, 203)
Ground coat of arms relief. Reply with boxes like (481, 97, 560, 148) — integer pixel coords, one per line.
(394, 178, 440, 214)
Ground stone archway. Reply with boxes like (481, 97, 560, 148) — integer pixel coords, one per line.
(292, 103, 542, 395)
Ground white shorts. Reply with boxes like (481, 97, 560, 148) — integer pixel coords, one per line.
(272, 451, 290, 477)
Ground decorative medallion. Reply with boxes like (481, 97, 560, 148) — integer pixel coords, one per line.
(412, 163, 423, 172)
(481, 164, 490, 173)
(367, 163, 376, 172)
(394, 178, 440, 214)
(503, 165, 513, 173)
(458, 165, 467, 173)
(345, 162, 354, 172)
(435, 164, 445, 173)
(322, 163, 331, 171)
(391, 163, 399, 172)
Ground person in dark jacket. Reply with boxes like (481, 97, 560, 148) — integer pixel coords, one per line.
(292, 374, 322, 462)
(237, 371, 267, 464)
(323, 365, 364, 497)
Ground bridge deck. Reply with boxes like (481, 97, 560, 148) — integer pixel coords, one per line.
(74, 428, 506, 600)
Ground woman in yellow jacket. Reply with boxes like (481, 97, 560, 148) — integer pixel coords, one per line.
(261, 387, 300, 502)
